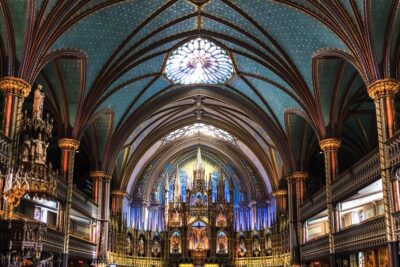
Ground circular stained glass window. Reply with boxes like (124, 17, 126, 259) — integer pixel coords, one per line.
(165, 38, 233, 84)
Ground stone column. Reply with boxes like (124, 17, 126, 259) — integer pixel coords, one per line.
(367, 79, 400, 267)
(58, 138, 79, 267)
(111, 190, 126, 215)
(101, 173, 112, 261)
(287, 172, 307, 265)
(273, 189, 287, 221)
(320, 138, 341, 267)
(90, 171, 109, 260)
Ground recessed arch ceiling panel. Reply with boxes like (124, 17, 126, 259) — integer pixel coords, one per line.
(232, 54, 291, 90)
(51, 1, 168, 92)
(201, 18, 269, 58)
(34, 57, 84, 133)
(202, 0, 283, 58)
(119, 17, 197, 62)
(371, 0, 393, 63)
(106, 55, 166, 94)
(131, 77, 170, 112)
(246, 76, 301, 127)
(231, 0, 348, 88)
(228, 76, 270, 117)
(116, 0, 195, 57)
(8, 0, 27, 60)
(97, 76, 156, 128)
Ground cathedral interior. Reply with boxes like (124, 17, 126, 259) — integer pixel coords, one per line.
(0, 0, 399, 267)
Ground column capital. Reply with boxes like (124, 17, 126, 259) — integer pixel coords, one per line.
(286, 172, 308, 181)
(112, 190, 126, 197)
(273, 189, 287, 198)
(58, 138, 79, 151)
(90, 170, 112, 180)
(0, 76, 31, 97)
(319, 138, 341, 152)
(367, 79, 399, 99)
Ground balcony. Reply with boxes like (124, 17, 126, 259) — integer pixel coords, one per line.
(334, 216, 386, 254)
(300, 235, 329, 262)
(300, 186, 326, 221)
(43, 227, 96, 259)
(331, 149, 380, 202)
(301, 131, 400, 221)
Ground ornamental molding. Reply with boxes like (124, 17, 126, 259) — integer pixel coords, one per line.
(367, 79, 399, 99)
(0, 76, 31, 97)
(90, 170, 112, 180)
(112, 190, 126, 197)
(273, 190, 287, 197)
(58, 138, 80, 151)
(319, 138, 341, 152)
(286, 172, 308, 181)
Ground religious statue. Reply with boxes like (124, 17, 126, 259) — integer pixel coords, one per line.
(22, 134, 31, 162)
(152, 239, 160, 257)
(33, 85, 45, 120)
(239, 239, 247, 257)
(217, 237, 227, 254)
(127, 237, 132, 255)
(171, 235, 181, 253)
(253, 238, 261, 257)
(193, 226, 206, 249)
(138, 237, 145, 256)
(34, 133, 45, 164)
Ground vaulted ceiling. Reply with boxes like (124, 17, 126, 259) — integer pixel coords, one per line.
(0, 0, 399, 197)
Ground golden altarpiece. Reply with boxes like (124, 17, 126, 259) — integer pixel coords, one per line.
(166, 148, 234, 266)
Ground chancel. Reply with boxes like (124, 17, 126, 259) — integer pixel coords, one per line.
(0, 1, 399, 267)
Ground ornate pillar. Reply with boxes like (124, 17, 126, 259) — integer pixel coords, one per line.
(0, 77, 31, 142)
(102, 173, 112, 261)
(367, 79, 400, 267)
(273, 189, 287, 220)
(90, 171, 109, 261)
(111, 190, 126, 215)
(58, 138, 79, 267)
(287, 172, 307, 265)
(320, 138, 341, 267)
(0, 78, 31, 207)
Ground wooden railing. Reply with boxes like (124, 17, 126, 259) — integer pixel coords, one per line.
(300, 235, 329, 262)
(233, 253, 291, 267)
(300, 186, 326, 221)
(333, 216, 386, 254)
(301, 131, 400, 221)
(331, 149, 380, 202)
(107, 252, 164, 267)
(43, 228, 96, 259)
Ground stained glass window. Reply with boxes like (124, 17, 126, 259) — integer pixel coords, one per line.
(162, 123, 236, 145)
(165, 38, 233, 84)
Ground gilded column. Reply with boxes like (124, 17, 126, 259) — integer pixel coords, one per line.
(320, 138, 341, 267)
(58, 138, 79, 267)
(367, 79, 400, 267)
(287, 172, 307, 265)
(0, 77, 31, 161)
(0, 77, 31, 139)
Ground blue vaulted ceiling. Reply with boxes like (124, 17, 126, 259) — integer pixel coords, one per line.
(1, 0, 398, 191)
(46, 0, 351, 132)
